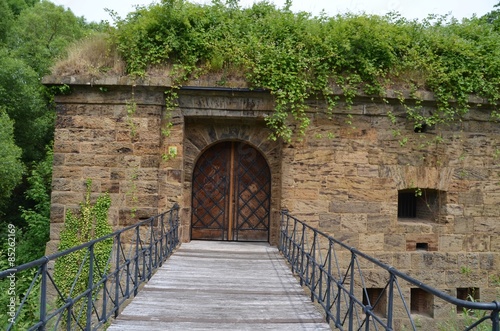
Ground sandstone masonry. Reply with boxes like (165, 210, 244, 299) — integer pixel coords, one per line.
(43, 76, 500, 327)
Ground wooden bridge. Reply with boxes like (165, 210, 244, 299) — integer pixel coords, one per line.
(3, 206, 499, 331)
(107, 241, 331, 330)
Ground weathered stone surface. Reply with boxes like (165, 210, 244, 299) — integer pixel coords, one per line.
(46, 81, 500, 329)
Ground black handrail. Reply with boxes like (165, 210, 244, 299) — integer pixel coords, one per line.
(1, 203, 180, 331)
(279, 210, 500, 331)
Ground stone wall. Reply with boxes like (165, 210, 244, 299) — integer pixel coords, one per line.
(44, 76, 499, 326)
(280, 97, 500, 325)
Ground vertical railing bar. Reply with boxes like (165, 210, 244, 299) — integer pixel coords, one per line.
(159, 214, 164, 266)
(492, 303, 500, 331)
(114, 234, 121, 318)
(311, 231, 317, 302)
(393, 277, 417, 331)
(300, 223, 306, 285)
(134, 226, 139, 296)
(39, 262, 47, 331)
(149, 218, 154, 280)
(101, 276, 107, 325)
(348, 252, 355, 331)
(326, 239, 332, 323)
(86, 244, 95, 329)
(387, 273, 395, 331)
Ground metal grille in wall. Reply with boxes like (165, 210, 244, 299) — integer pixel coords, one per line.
(191, 141, 271, 241)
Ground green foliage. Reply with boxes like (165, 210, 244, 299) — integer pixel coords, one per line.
(0, 264, 41, 330)
(110, 0, 500, 142)
(0, 0, 103, 241)
(7, 0, 87, 76)
(17, 148, 53, 264)
(0, 50, 50, 163)
(54, 180, 113, 301)
(0, 108, 24, 212)
(0, 0, 14, 44)
(5, 0, 39, 16)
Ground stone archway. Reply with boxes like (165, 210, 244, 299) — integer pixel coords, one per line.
(183, 118, 282, 244)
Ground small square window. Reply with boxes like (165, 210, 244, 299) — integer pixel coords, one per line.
(416, 243, 429, 251)
(411, 288, 434, 317)
(398, 190, 416, 218)
(363, 288, 387, 317)
(398, 189, 445, 222)
(456, 288, 480, 314)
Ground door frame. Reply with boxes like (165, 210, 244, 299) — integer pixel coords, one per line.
(190, 140, 271, 241)
(182, 119, 282, 245)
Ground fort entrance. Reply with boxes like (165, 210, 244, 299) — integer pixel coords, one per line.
(191, 141, 271, 241)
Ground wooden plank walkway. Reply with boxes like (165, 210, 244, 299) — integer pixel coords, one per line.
(107, 241, 331, 330)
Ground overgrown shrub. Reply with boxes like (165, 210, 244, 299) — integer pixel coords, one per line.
(106, 0, 500, 141)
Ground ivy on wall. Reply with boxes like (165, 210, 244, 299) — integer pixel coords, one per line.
(108, 0, 500, 141)
(53, 179, 112, 324)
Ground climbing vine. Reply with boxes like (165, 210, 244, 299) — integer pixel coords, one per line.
(108, 0, 500, 142)
(53, 179, 112, 325)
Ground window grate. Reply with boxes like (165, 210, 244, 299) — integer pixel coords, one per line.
(398, 191, 416, 218)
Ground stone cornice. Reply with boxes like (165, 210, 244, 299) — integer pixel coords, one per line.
(42, 75, 490, 106)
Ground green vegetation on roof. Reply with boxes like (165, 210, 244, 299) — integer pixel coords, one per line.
(110, 0, 500, 141)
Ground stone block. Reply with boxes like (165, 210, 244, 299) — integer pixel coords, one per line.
(330, 201, 381, 214)
(439, 235, 465, 252)
(406, 269, 446, 287)
(392, 252, 412, 270)
(411, 252, 457, 271)
(367, 214, 392, 233)
(65, 153, 96, 166)
(454, 217, 473, 234)
(53, 141, 80, 153)
(50, 204, 65, 224)
(52, 153, 66, 166)
(384, 234, 406, 252)
(464, 234, 490, 252)
(445, 270, 489, 288)
(474, 218, 500, 234)
(491, 235, 500, 252)
(359, 233, 384, 252)
(51, 191, 84, 205)
(479, 253, 499, 271)
(335, 151, 369, 164)
(318, 214, 341, 233)
(341, 214, 367, 233)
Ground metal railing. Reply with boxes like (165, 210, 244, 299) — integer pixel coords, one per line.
(0, 203, 180, 331)
(279, 210, 500, 331)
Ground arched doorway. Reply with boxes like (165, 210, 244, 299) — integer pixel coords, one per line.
(191, 141, 271, 241)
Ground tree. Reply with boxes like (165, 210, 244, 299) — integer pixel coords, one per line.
(17, 148, 53, 263)
(0, 50, 51, 163)
(0, 0, 14, 44)
(0, 108, 24, 212)
(7, 0, 87, 76)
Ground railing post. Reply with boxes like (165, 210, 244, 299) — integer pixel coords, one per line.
(348, 251, 355, 331)
(86, 244, 95, 329)
(134, 226, 140, 296)
(326, 239, 332, 323)
(114, 233, 121, 318)
(148, 218, 154, 280)
(291, 217, 297, 272)
(39, 262, 48, 331)
(159, 214, 164, 266)
(311, 231, 317, 302)
(387, 272, 395, 331)
(491, 301, 500, 331)
(299, 223, 306, 285)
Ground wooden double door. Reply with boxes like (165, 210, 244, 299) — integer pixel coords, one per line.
(191, 142, 271, 241)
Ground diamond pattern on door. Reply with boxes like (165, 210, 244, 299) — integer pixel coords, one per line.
(191, 141, 271, 241)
